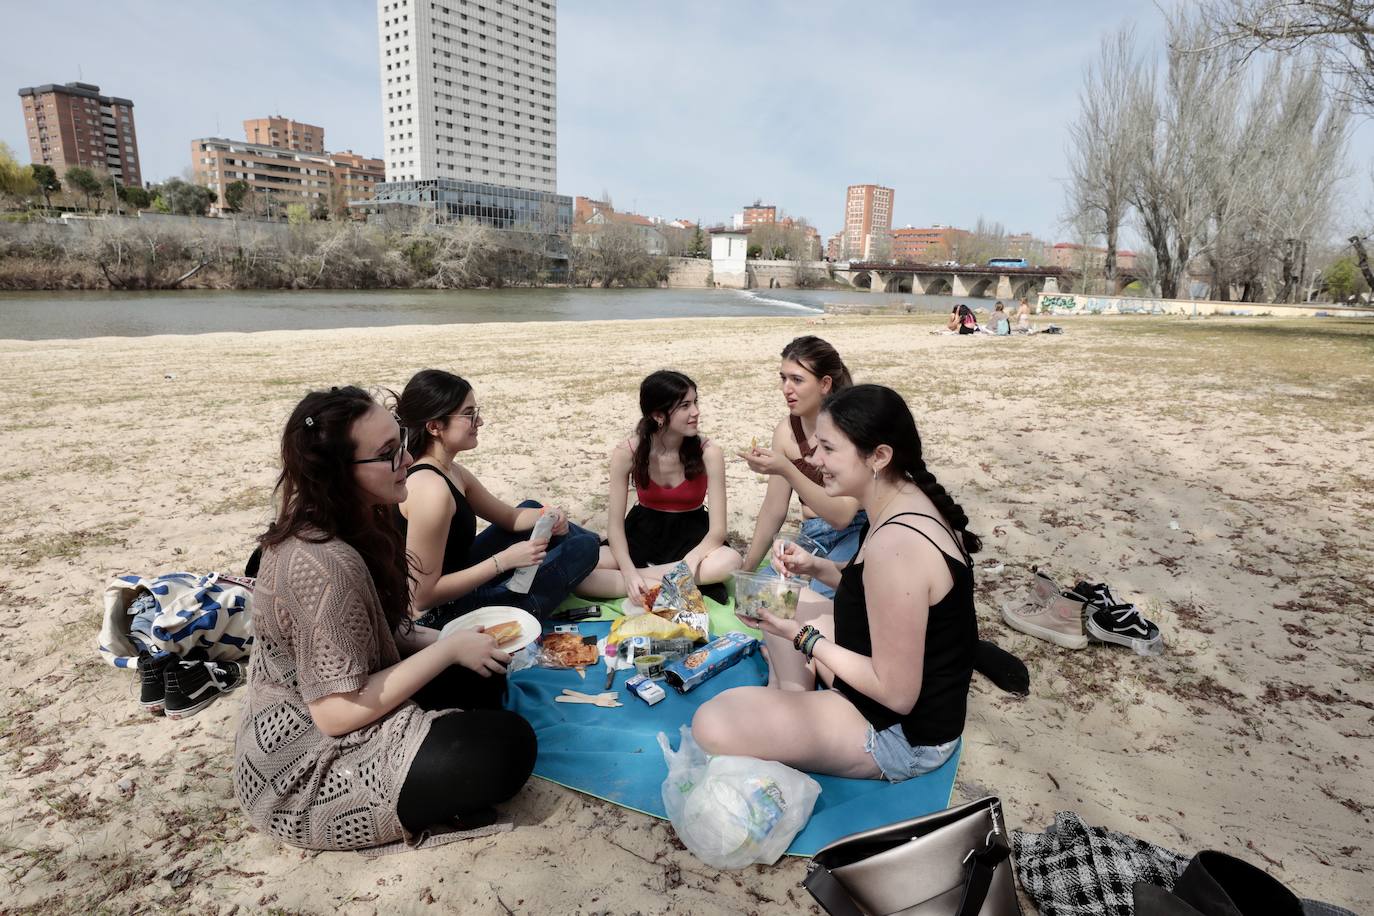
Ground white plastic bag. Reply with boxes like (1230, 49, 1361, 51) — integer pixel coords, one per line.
(657, 725, 821, 869)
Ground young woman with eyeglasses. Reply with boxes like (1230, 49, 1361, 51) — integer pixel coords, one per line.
(590, 369, 743, 607)
(235, 386, 536, 852)
(395, 369, 601, 627)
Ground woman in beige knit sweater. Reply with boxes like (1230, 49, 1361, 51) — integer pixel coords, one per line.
(234, 386, 536, 852)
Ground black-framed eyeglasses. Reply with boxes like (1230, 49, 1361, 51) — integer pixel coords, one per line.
(450, 406, 482, 424)
(351, 428, 409, 472)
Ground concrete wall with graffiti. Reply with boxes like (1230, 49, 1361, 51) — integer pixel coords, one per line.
(1034, 292, 1374, 320)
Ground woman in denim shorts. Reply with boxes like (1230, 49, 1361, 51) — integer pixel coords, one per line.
(698, 385, 977, 782)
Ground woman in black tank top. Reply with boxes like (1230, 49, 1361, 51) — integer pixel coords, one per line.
(395, 370, 602, 628)
(694, 385, 981, 781)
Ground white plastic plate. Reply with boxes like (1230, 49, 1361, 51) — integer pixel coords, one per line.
(439, 605, 540, 652)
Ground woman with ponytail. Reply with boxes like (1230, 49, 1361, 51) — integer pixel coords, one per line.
(739, 336, 865, 603)
(595, 370, 742, 606)
(395, 369, 602, 627)
(235, 386, 536, 852)
(693, 384, 978, 781)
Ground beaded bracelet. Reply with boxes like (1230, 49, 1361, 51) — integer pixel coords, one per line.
(801, 630, 824, 659)
(793, 624, 817, 652)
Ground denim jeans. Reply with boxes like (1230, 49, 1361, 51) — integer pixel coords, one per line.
(416, 500, 601, 628)
(865, 728, 959, 783)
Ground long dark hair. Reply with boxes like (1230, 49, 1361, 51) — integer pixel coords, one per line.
(396, 369, 473, 458)
(632, 370, 705, 489)
(822, 384, 982, 554)
(259, 386, 414, 633)
(781, 335, 853, 391)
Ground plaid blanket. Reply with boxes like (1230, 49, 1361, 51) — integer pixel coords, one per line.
(1012, 811, 1189, 916)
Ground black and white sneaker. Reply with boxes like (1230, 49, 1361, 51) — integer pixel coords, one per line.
(138, 654, 173, 715)
(164, 659, 243, 720)
(1072, 581, 1164, 656)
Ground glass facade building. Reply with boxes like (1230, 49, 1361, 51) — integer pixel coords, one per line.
(354, 178, 572, 257)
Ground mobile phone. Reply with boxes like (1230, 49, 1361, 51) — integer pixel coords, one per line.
(549, 604, 601, 623)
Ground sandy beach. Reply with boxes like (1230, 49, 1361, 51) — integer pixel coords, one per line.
(1, 312, 1370, 914)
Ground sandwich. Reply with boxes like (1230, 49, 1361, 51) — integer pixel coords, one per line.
(484, 620, 525, 648)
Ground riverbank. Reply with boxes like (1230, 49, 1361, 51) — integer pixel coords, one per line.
(0, 287, 823, 340)
(1, 314, 1369, 913)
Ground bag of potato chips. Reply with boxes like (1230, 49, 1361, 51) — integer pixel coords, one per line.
(652, 561, 710, 641)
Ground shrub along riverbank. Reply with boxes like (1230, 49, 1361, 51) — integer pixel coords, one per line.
(0, 217, 673, 291)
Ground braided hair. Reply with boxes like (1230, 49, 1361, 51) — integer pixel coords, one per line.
(821, 384, 981, 554)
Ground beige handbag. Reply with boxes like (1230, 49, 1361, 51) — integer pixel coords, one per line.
(803, 797, 1022, 916)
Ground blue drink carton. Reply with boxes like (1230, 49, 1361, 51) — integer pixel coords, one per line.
(663, 632, 758, 693)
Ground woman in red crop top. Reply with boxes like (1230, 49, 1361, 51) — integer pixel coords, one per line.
(592, 370, 742, 607)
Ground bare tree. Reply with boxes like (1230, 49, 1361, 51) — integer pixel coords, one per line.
(1185, 1, 1374, 115)
(1125, 11, 1239, 298)
(1066, 27, 1141, 287)
(958, 217, 1009, 266)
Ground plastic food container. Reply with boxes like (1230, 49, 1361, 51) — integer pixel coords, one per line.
(634, 654, 667, 679)
(732, 570, 806, 622)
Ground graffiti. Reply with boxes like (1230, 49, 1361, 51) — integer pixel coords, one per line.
(1039, 294, 1075, 310)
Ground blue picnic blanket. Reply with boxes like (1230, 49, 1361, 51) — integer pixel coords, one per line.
(505, 620, 961, 856)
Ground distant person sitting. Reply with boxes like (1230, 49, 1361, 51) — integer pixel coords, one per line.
(990, 302, 1011, 336)
(948, 304, 978, 335)
(1016, 298, 1032, 333)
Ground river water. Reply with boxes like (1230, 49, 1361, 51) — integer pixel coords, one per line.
(0, 286, 960, 341)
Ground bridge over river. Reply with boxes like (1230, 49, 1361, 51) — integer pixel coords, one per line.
(832, 262, 1143, 299)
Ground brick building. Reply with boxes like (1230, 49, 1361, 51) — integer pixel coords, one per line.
(17, 81, 141, 187)
(1050, 242, 1137, 270)
(890, 226, 970, 264)
(192, 138, 383, 216)
(243, 116, 325, 153)
(574, 196, 612, 224)
(742, 203, 776, 226)
(843, 184, 893, 260)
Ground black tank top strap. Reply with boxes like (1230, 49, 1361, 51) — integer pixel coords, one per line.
(872, 511, 970, 568)
(407, 462, 461, 499)
(402, 463, 477, 577)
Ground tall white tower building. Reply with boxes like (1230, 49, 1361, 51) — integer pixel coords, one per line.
(377, 0, 557, 190)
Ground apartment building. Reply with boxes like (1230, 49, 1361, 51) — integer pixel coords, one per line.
(742, 204, 776, 226)
(891, 225, 971, 264)
(378, 0, 556, 187)
(842, 184, 893, 260)
(17, 81, 141, 187)
(331, 150, 388, 205)
(573, 195, 612, 224)
(192, 138, 383, 215)
(368, 0, 570, 238)
(1051, 242, 1137, 270)
(243, 116, 325, 153)
(1004, 232, 1048, 266)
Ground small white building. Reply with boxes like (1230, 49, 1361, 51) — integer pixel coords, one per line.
(710, 228, 750, 289)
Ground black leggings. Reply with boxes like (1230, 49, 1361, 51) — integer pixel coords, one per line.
(396, 664, 538, 834)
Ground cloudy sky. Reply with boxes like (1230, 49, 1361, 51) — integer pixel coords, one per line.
(3, 0, 1370, 242)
